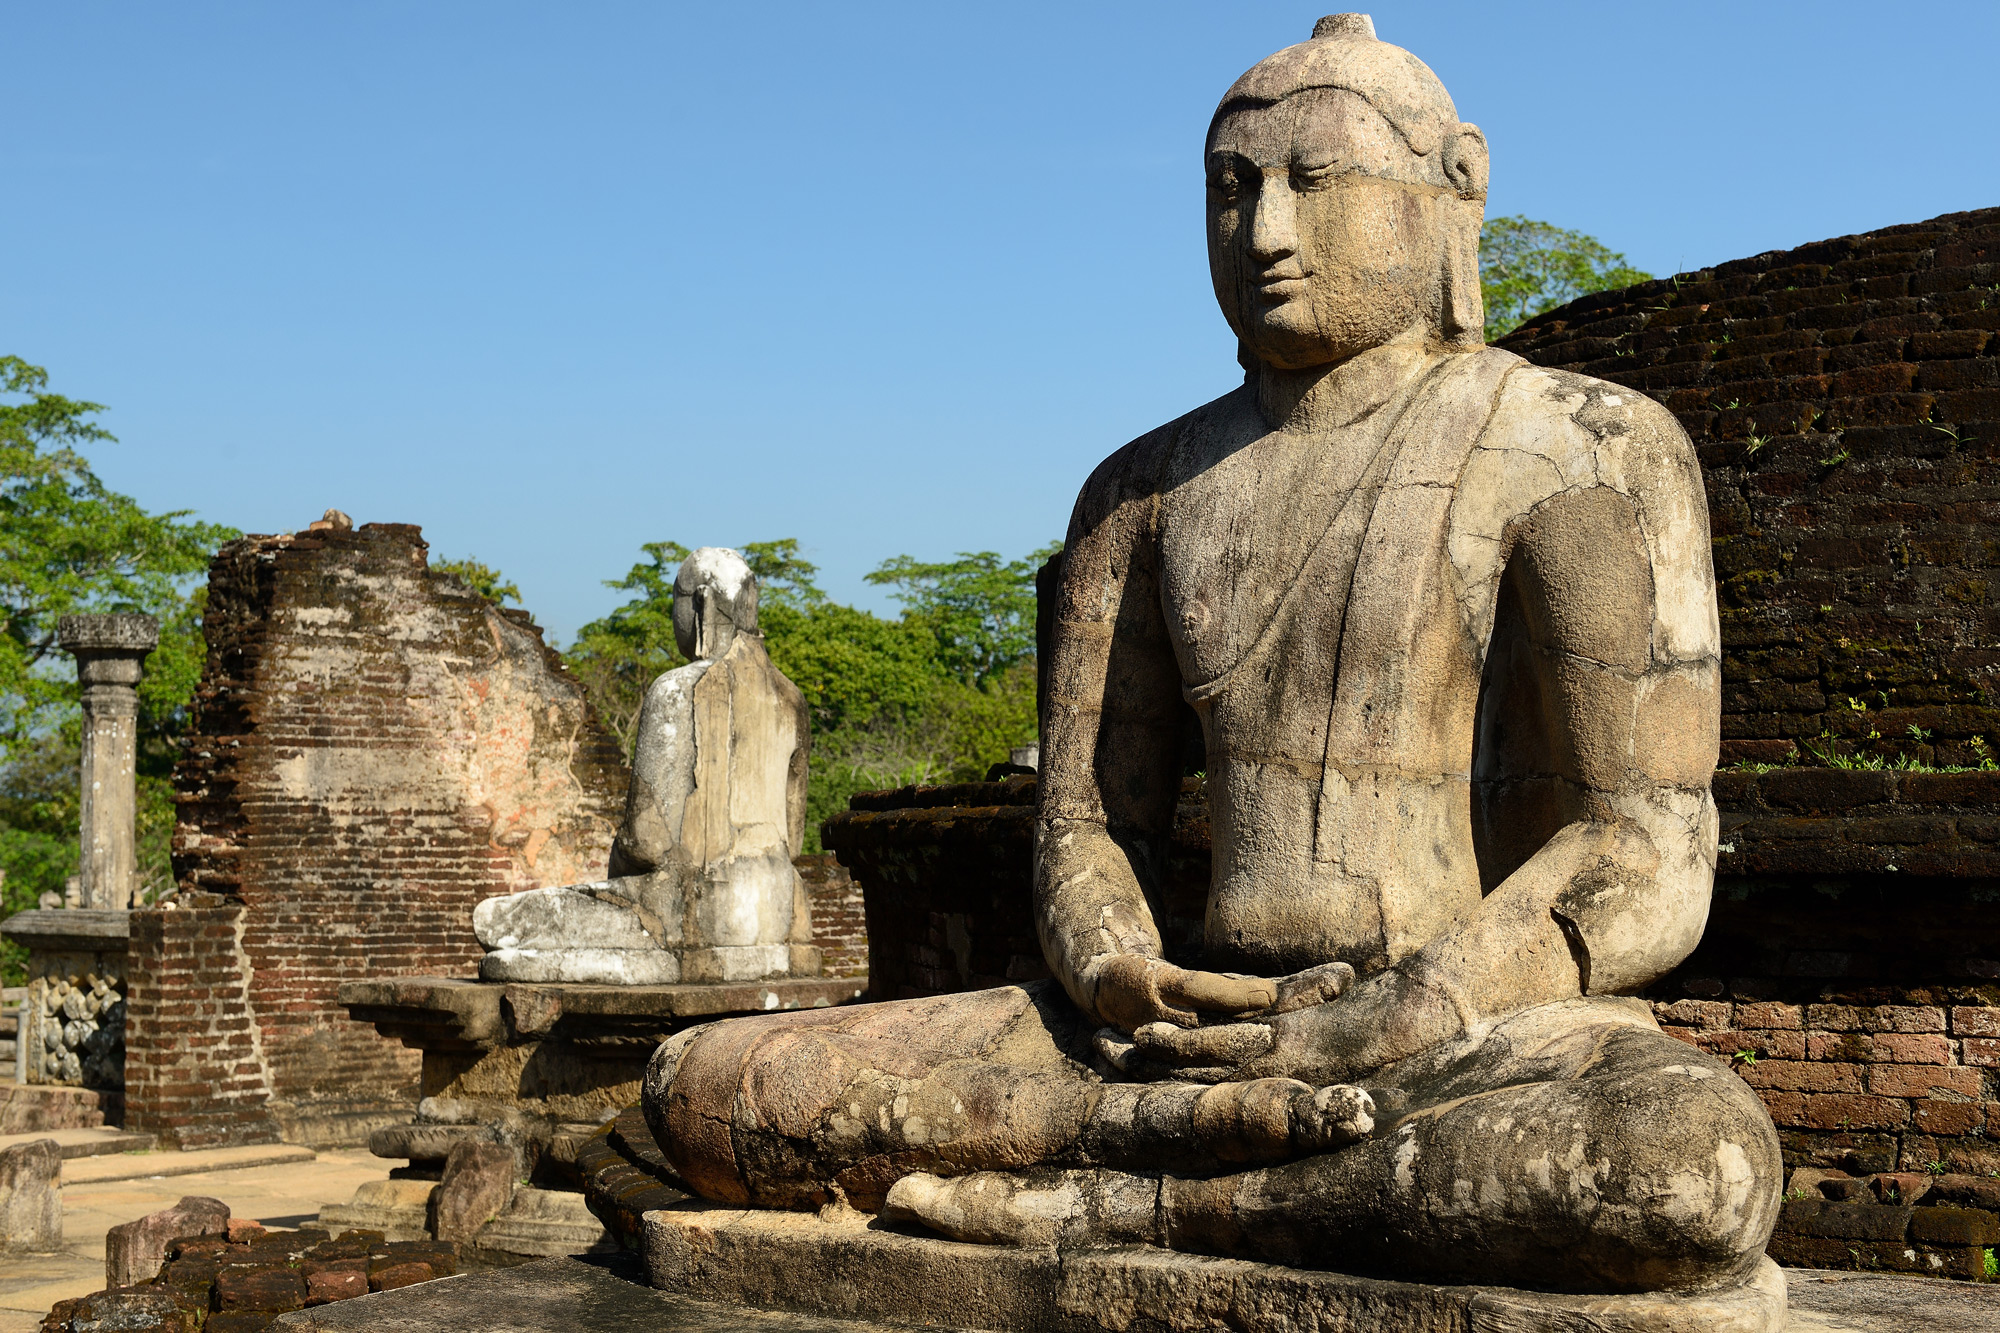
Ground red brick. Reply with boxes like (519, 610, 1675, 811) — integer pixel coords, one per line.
(1913, 1101, 1985, 1137)
(1736, 1002, 1804, 1030)
(1952, 1007, 2000, 1038)
(1655, 999, 1733, 1028)
(1808, 1032, 1951, 1064)
(1867, 1065, 1983, 1098)
(1741, 1060, 1862, 1093)
(1963, 1039, 2000, 1067)
(1807, 1005, 1946, 1034)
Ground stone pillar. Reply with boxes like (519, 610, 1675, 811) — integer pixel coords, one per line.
(57, 614, 158, 911)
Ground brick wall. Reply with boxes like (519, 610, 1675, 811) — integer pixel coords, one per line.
(152, 522, 631, 1146)
(126, 902, 281, 1148)
(796, 852, 868, 979)
(1497, 206, 2000, 767)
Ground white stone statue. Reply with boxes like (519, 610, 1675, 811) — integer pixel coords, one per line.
(474, 548, 817, 984)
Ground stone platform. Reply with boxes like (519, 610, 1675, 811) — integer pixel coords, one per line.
(341, 975, 865, 1135)
(566, 1102, 1810, 1333)
(266, 1254, 1997, 1333)
(646, 1205, 1789, 1333)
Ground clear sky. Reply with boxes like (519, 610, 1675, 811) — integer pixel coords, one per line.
(7, 1, 1996, 640)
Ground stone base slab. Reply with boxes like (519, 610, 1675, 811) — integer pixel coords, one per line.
(643, 1202, 1789, 1333)
(340, 975, 866, 1053)
(266, 1255, 1998, 1333)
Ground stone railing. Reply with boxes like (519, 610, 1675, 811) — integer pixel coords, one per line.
(0, 910, 130, 1102)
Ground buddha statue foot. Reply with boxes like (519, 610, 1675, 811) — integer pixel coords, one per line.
(883, 1169, 1162, 1248)
(882, 1076, 1374, 1248)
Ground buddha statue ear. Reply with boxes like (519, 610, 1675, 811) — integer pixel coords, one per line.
(1439, 123, 1489, 349)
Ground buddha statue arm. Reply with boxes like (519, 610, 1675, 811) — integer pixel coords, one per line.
(782, 668, 811, 858)
(1037, 452, 1279, 1032)
(608, 662, 704, 877)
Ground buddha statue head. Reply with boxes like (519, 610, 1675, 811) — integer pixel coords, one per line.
(1208, 14, 1488, 371)
(674, 547, 759, 661)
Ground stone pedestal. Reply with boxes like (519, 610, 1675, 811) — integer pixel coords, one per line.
(641, 1209, 1790, 1333)
(341, 975, 864, 1147)
(0, 908, 129, 1119)
(328, 974, 864, 1259)
(562, 1100, 1792, 1333)
(57, 614, 158, 911)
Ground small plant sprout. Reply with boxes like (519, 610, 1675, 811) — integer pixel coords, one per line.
(1733, 1049, 1759, 1067)
(1820, 446, 1853, 468)
(1976, 736, 1998, 772)
(1926, 1159, 1948, 1176)
(1909, 725, 1933, 743)
(1931, 423, 1976, 448)
(1986, 1249, 1998, 1279)
(1744, 431, 1769, 457)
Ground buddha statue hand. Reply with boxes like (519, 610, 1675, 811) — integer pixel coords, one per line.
(1093, 959, 1356, 1081)
(1090, 953, 1278, 1032)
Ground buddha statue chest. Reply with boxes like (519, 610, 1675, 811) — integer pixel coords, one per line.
(1153, 383, 1487, 978)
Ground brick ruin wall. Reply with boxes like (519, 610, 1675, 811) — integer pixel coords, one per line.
(134, 523, 633, 1148)
(1498, 210, 2000, 1270)
(796, 853, 867, 980)
(1496, 206, 2000, 768)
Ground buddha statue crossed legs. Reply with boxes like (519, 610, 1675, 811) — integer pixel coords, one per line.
(642, 15, 1781, 1296)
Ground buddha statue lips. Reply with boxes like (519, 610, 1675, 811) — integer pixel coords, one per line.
(641, 13, 1784, 1300)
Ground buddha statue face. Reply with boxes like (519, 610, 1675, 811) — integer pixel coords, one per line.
(1207, 16, 1488, 371)
(674, 547, 758, 661)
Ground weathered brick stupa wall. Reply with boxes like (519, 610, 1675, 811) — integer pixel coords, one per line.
(1497, 210, 2000, 1216)
(1498, 206, 2000, 768)
(131, 521, 633, 1148)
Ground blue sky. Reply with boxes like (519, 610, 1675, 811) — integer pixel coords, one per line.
(6, 1, 1996, 639)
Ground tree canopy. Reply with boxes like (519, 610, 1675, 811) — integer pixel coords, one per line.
(564, 538, 1056, 850)
(432, 555, 521, 606)
(1480, 216, 1652, 342)
(0, 358, 239, 979)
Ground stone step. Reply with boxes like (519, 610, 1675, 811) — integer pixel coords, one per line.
(317, 1176, 435, 1243)
(472, 1188, 615, 1261)
(0, 1125, 155, 1159)
(60, 1142, 315, 1186)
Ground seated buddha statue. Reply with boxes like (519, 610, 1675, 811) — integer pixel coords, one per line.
(474, 547, 818, 985)
(637, 15, 1779, 1298)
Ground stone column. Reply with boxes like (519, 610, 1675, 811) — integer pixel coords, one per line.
(57, 614, 158, 911)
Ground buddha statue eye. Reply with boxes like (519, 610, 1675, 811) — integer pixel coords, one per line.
(1291, 159, 1344, 192)
(1207, 169, 1245, 203)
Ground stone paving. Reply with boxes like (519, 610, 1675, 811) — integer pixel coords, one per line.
(0, 1145, 389, 1332)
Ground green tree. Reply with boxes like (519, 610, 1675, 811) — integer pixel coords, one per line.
(564, 538, 1054, 852)
(1480, 216, 1652, 342)
(432, 555, 521, 606)
(865, 544, 1061, 685)
(0, 358, 238, 980)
